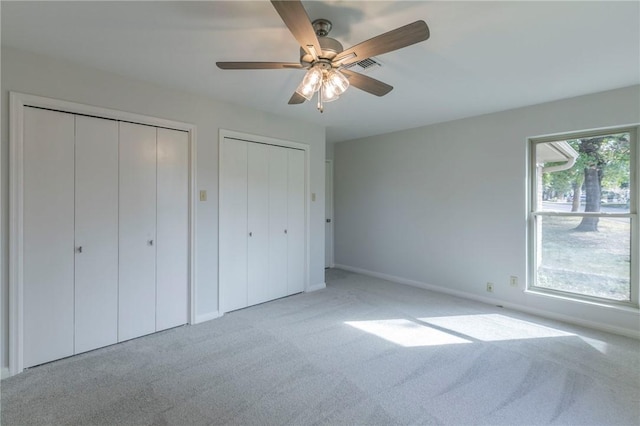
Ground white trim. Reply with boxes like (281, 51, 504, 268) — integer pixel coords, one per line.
(325, 160, 335, 268)
(9, 92, 198, 377)
(9, 92, 25, 376)
(195, 311, 221, 324)
(1, 368, 10, 380)
(334, 264, 640, 340)
(524, 288, 640, 314)
(218, 129, 311, 313)
(219, 129, 309, 152)
(306, 282, 326, 293)
(631, 127, 639, 307)
(528, 126, 640, 308)
(189, 128, 198, 326)
(11, 93, 195, 132)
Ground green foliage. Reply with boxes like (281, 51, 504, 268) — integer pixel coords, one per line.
(542, 133, 630, 199)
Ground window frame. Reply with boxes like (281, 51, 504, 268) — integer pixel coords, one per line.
(528, 126, 639, 308)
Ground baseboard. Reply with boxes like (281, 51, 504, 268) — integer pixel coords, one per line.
(333, 264, 640, 339)
(306, 282, 326, 292)
(1, 367, 10, 380)
(195, 311, 221, 324)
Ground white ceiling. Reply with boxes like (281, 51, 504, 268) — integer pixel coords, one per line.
(2, 1, 639, 143)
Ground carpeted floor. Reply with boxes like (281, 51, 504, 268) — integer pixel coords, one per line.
(2, 269, 639, 425)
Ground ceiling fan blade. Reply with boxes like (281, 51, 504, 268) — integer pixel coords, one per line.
(271, 0, 322, 60)
(216, 62, 304, 70)
(334, 20, 430, 66)
(341, 69, 393, 97)
(288, 92, 307, 105)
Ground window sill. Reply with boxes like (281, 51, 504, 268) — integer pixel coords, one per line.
(525, 288, 640, 313)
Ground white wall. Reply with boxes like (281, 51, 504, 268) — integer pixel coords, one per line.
(325, 140, 335, 160)
(1, 47, 326, 372)
(334, 85, 640, 338)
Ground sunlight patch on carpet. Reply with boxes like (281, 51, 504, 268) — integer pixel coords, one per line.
(345, 319, 472, 347)
(578, 336, 609, 354)
(419, 314, 575, 342)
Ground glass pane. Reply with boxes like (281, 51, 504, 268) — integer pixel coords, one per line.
(536, 216, 631, 301)
(535, 133, 631, 214)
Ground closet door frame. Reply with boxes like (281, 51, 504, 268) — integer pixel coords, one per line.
(218, 129, 310, 314)
(9, 92, 197, 377)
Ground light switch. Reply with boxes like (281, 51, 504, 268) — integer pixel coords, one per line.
(311, 193, 316, 202)
(200, 190, 207, 201)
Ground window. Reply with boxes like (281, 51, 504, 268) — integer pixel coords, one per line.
(529, 127, 638, 306)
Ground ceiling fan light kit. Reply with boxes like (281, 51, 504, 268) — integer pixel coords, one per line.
(216, 0, 430, 113)
(296, 65, 349, 112)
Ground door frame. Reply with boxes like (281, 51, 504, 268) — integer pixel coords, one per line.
(218, 129, 311, 314)
(325, 160, 334, 268)
(9, 92, 197, 376)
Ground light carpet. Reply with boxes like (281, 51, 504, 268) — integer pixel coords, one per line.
(1, 269, 639, 425)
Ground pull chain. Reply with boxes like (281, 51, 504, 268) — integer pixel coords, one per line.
(317, 84, 324, 113)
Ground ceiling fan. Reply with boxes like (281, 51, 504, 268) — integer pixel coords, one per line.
(216, 0, 430, 112)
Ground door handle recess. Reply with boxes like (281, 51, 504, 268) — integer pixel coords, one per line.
(76, 246, 83, 253)
(148, 240, 154, 246)
(326, 219, 332, 223)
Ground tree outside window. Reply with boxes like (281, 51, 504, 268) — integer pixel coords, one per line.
(531, 129, 637, 305)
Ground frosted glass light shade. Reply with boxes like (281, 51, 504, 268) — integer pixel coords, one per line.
(321, 81, 340, 102)
(326, 70, 349, 95)
(296, 80, 315, 100)
(295, 66, 324, 100)
(304, 66, 323, 89)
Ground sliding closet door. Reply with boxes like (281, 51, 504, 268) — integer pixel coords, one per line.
(74, 116, 119, 354)
(219, 138, 249, 312)
(156, 128, 189, 331)
(247, 142, 270, 306)
(268, 145, 289, 301)
(287, 149, 305, 294)
(118, 122, 157, 341)
(23, 108, 75, 368)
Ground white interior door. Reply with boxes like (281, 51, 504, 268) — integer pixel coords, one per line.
(23, 107, 75, 368)
(118, 122, 157, 341)
(287, 149, 305, 294)
(268, 145, 289, 300)
(156, 128, 189, 331)
(219, 138, 249, 312)
(247, 142, 270, 306)
(325, 160, 333, 268)
(74, 116, 119, 354)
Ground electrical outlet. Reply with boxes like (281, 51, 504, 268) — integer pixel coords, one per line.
(510, 275, 518, 287)
(486, 282, 494, 293)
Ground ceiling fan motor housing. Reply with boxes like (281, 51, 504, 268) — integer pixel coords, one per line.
(299, 36, 344, 67)
(299, 19, 343, 67)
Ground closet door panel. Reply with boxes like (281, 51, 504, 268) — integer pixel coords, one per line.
(118, 122, 157, 341)
(287, 149, 305, 295)
(268, 146, 289, 301)
(219, 138, 248, 312)
(247, 142, 270, 306)
(156, 128, 189, 331)
(74, 116, 119, 354)
(23, 108, 75, 368)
